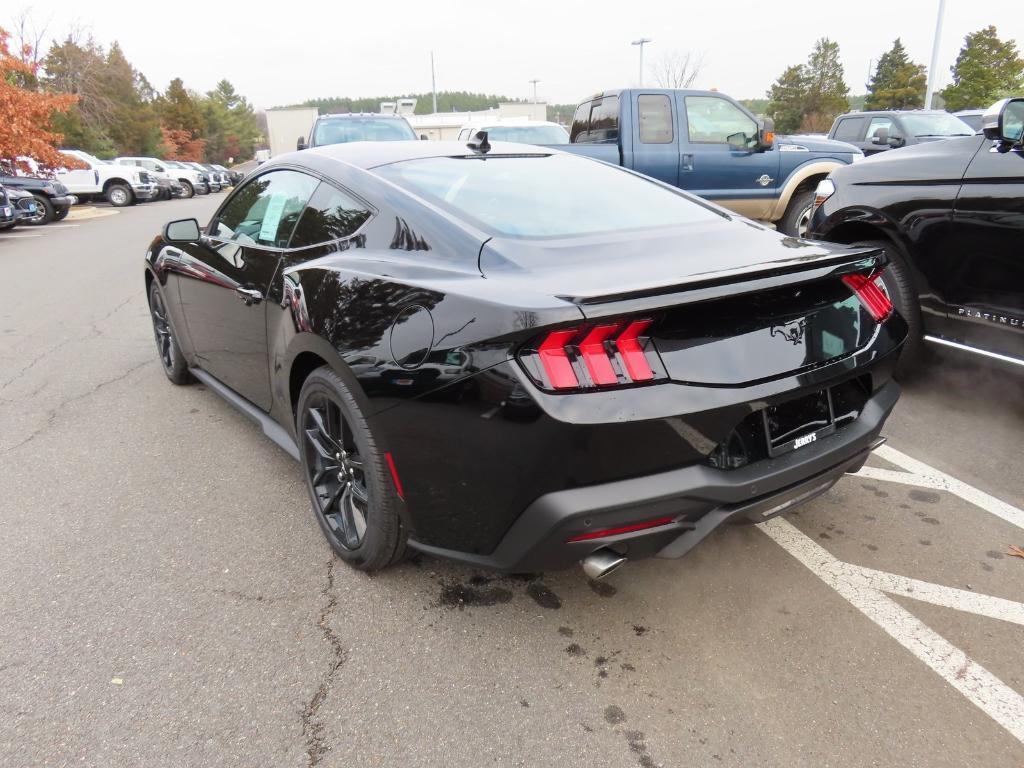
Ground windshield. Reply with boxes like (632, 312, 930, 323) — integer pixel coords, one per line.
(374, 153, 722, 238)
(901, 113, 974, 137)
(476, 125, 569, 145)
(163, 161, 184, 168)
(312, 117, 416, 146)
(66, 150, 102, 166)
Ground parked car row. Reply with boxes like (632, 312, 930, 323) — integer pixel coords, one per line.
(0, 152, 242, 231)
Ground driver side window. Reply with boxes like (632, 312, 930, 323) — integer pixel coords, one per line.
(685, 96, 757, 147)
(210, 170, 318, 248)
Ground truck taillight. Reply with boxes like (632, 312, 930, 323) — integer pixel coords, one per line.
(842, 270, 893, 323)
(518, 318, 665, 392)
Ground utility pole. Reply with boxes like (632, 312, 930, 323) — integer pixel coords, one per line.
(529, 78, 540, 103)
(631, 38, 652, 87)
(924, 0, 947, 109)
(431, 51, 438, 115)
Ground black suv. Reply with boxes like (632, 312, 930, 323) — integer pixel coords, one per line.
(297, 113, 417, 150)
(828, 109, 974, 156)
(811, 97, 1024, 370)
(0, 163, 77, 224)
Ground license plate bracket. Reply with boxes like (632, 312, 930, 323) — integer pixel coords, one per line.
(762, 388, 835, 457)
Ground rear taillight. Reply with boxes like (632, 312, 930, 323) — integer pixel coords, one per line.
(519, 318, 665, 392)
(842, 271, 893, 323)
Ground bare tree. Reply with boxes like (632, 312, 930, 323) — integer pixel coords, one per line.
(651, 50, 706, 89)
(10, 7, 52, 70)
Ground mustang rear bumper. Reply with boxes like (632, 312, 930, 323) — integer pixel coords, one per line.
(407, 380, 899, 573)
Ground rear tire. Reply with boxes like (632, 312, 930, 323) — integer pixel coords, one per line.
(778, 189, 815, 237)
(297, 367, 407, 571)
(851, 239, 927, 371)
(29, 195, 55, 224)
(106, 184, 133, 207)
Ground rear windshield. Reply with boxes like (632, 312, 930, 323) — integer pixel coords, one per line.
(374, 153, 722, 238)
(478, 125, 569, 145)
(313, 118, 416, 146)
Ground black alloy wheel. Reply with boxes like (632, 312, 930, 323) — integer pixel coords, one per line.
(148, 282, 191, 384)
(53, 207, 69, 221)
(29, 195, 55, 225)
(297, 367, 406, 570)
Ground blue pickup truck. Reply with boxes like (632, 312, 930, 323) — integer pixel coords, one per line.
(561, 89, 863, 236)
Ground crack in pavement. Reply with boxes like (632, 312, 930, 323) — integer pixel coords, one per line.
(3, 356, 155, 454)
(302, 558, 347, 767)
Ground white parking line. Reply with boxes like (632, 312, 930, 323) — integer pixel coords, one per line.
(859, 445, 1024, 532)
(0, 233, 43, 239)
(762, 517, 1024, 744)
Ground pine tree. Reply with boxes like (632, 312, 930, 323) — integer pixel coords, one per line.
(802, 38, 849, 132)
(866, 38, 927, 110)
(766, 65, 808, 134)
(941, 26, 1024, 111)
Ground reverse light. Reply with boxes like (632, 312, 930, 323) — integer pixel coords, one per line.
(842, 271, 893, 323)
(522, 317, 663, 392)
(567, 516, 677, 542)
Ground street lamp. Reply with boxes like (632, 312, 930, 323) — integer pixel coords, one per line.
(924, 0, 947, 109)
(529, 78, 540, 104)
(631, 38, 652, 87)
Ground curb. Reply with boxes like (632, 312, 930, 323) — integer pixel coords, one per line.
(67, 206, 120, 221)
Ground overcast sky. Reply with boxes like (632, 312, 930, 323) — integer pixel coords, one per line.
(9, 1, 1024, 109)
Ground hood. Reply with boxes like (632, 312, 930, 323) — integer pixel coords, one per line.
(832, 134, 985, 185)
(479, 216, 865, 307)
(778, 134, 860, 155)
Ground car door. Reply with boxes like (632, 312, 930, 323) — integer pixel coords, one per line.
(677, 94, 780, 220)
(946, 121, 1024, 361)
(57, 153, 98, 194)
(629, 93, 679, 187)
(176, 169, 319, 408)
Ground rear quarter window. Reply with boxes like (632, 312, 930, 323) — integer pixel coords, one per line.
(289, 182, 372, 248)
(570, 102, 591, 142)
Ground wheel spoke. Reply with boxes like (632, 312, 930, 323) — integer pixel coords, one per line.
(346, 455, 364, 471)
(307, 406, 341, 453)
(349, 481, 369, 505)
(340, 486, 366, 547)
(305, 428, 337, 463)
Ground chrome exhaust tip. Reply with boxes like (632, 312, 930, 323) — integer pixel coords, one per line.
(582, 548, 627, 581)
(869, 436, 887, 451)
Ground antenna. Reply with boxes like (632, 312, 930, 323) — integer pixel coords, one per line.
(467, 130, 490, 154)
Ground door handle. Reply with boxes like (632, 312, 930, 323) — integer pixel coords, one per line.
(235, 287, 263, 305)
(680, 153, 694, 171)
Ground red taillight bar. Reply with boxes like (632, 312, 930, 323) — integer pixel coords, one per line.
(842, 271, 893, 323)
(537, 328, 580, 390)
(616, 319, 655, 381)
(578, 323, 621, 385)
(567, 515, 676, 542)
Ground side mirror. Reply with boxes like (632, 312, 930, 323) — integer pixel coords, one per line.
(982, 97, 1024, 144)
(420, 134, 428, 140)
(887, 134, 905, 148)
(871, 126, 890, 145)
(163, 218, 201, 243)
(757, 118, 775, 151)
(296, 136, 308, 151)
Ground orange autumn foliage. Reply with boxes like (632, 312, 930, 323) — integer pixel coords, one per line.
(0, 27, 78, 169)
(159, 126, 206, 162)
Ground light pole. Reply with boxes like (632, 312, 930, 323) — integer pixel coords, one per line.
(631, 38, 652, 87)
(924, 0, 947, 109)
(529, 78, 540, 104)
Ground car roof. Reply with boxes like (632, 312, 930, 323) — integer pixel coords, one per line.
(838, 110, 949, 117)
(287, 140, 551, 171)
(457, 120, 564, 131)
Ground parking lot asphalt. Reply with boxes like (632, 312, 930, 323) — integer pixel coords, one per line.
(1, 198, 1022, 767)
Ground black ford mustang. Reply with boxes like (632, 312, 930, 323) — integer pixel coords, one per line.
(145, 138, 906, 578)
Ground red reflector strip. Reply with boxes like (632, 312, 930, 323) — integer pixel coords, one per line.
(567, 515, 676, 543)
(537, 328, 579, 389)
(842, 272, 893, 322)
(384, 451, 404, 500)
(616, 319, 654, 381)
(578, 323, 621, 385)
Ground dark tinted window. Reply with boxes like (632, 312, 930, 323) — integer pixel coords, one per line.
(289, 182, 372, 248)
(832, 117, 864, 142)
(210, 170, 318, 247)
(638, 95, 673, 143)
(586, 96, 619, 143)
(569, 102, 590, 142)
(312, 117, 416, 146)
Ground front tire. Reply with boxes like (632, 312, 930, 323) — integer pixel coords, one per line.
(297, 367, 406, 571)
(53, 207, 70, 221)
(778, 189, 815, 237)
(851, 239, 926, 370)
(148, 282, 192, 384)
(106, 184, 133, 207)
(29, 195, 55, 224)
(179, 180, 195, 199)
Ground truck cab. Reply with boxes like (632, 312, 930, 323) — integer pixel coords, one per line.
(563, 89, 862, 235)
(828, 110, 974, 156)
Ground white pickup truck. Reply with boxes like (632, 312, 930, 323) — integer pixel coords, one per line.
(57, 150, 159, 207)
(115, 156, 209, 198)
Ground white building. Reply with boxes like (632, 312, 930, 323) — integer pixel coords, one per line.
(405, 103, 548, 141)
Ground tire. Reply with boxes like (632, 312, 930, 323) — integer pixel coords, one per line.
(179, 180, 195, 199)
(106, 183, 133, 207)
(53, 207, 69, 221)
(148, 282, 192, 385)
(851, 239, 927, 370)
(297, 367, 407, 571)
(0, 222, 15, 232)
(29, 195, 55, 224)
(778, 189, 816, 237)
